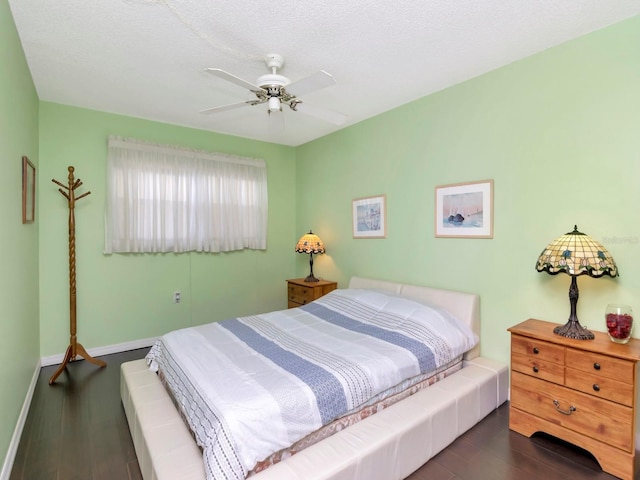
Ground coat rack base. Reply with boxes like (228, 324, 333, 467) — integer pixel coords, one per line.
(48, 341, 107, 385)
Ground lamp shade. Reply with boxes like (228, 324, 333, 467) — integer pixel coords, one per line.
(295, 231, 325, 282)
(535, 225, 618, 279)
(295, 231, 326, 255)
(536, 225, 618, 340)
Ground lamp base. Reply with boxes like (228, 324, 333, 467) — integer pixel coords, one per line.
(552, 275, 595, 340)
(553, 320, 595, 340)
(303, 252, 319, 282)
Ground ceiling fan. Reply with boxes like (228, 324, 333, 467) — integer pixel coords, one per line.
(201, 54, 347, 125)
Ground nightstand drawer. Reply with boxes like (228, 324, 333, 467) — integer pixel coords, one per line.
(566, 349, 635, 384)
(288, 283, 315, 304)
(511, 352, 564, 383)
(511, 371, 633, 452)
(286, 279, 337, 308)
(511, 335, 565, 364)
(565, 367, 634, 407)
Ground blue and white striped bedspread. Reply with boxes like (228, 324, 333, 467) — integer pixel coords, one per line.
(146, 288, 478, 480)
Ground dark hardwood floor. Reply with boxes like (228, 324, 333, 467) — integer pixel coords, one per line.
(10, 348, 630, 480)
(10, 348, 147, 480)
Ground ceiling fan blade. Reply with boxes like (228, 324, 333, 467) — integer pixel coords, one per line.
(295, 102, 347, 126)
(204, 68, 259, 91)
(199, 101, 252, 115)
(287, 70, 336, 96)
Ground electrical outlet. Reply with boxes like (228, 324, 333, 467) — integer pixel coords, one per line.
(173, 291, 181, 304)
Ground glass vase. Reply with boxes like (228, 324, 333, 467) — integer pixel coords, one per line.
(605, 304, 633, 344)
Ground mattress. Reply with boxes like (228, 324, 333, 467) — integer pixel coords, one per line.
(146, 288, 478, 480)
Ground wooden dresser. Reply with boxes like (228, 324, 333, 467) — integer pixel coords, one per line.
(509, 319, 640, 480)
(286, 278, 337, 308)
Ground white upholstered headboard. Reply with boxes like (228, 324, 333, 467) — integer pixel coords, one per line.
(348, 276, 481, 360)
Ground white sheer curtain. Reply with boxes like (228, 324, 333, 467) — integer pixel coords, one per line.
(105, 136, 268, 253)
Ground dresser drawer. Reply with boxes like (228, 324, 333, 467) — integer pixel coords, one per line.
(566, 348, 635, 384)
(288, 283, 315, 305)
(511, 352, 564, 383)
(511, 371, 633, 452)
(511, 335, 565, 364)
(565, 367, 634, 407)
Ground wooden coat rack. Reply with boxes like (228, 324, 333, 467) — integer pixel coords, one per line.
(49, 166, 106, 385)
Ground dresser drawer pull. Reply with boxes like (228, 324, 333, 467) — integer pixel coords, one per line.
(593, 363, 601, 370)
(553, 400, 576, 415)
(532, 366, 539, 373)
(593, 384, 600, 392)
(533, 347, 539, 354)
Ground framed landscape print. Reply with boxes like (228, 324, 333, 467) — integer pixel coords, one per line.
(352, 194, 386, 238)
(435, 180, 493, 238)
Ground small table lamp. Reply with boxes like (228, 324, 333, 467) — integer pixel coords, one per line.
(295, 230, 325, 282)
(535, 225, 618, 340)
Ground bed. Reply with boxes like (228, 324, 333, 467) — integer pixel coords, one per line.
(121, 276, 508, 480)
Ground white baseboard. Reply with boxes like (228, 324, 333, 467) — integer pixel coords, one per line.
(0, 359, 40, 480)
(40, 337, 157, 367)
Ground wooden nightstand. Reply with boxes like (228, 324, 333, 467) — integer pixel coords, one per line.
(286, 278, 337, 308)
(508, 319, 640, 480)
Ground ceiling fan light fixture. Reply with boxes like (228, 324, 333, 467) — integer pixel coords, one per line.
(268, 96, 281, 112)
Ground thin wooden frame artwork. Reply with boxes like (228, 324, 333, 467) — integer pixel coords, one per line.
(22, 156, 35, 224)
(352, 194, 386, 238)
(435, 180, 493, 238)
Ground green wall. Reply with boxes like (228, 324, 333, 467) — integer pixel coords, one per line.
(296, 14, 640, 366)
(38, 103, 297, 356)
(0, 0, 40, 471)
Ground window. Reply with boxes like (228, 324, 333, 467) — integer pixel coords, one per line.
(105, 136, 267, 253)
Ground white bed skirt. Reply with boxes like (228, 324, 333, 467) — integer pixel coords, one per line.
(121, 356, 508, 480)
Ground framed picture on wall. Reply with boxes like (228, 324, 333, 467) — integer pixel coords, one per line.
(435, 180, 493, 238)
(352, 194, 386, 238)
(22, 156, 35, 224)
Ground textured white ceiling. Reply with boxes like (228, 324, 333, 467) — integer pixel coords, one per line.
(8, 1, 640, 146)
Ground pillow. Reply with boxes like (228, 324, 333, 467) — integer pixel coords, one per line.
(316, 288, 478, 359)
